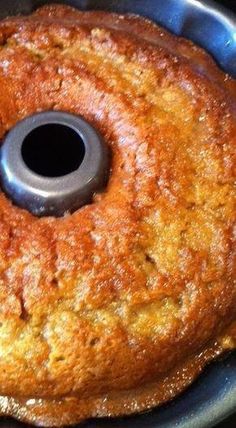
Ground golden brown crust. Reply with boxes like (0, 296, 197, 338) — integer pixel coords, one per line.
(0, 4, 234, 426)
(0, 344, 223, 426)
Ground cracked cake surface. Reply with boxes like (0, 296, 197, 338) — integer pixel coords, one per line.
(0, 4, 235, 426)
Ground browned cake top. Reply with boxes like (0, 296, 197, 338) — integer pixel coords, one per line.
(0, 4, 235, 426)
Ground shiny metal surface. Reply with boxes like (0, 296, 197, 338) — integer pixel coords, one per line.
(0, 111, 109, 216)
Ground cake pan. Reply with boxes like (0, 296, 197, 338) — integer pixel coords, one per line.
(0, 0, 235, 427)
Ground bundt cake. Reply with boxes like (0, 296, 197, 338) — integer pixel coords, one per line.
(0, 4, 235, 426)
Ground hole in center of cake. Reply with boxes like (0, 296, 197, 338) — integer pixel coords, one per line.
(21, 123, 85, 177)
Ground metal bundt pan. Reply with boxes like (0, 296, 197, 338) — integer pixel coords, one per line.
(0, 0, 235, 427)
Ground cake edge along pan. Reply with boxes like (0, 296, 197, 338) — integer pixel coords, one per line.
(0, 1, 235, 428)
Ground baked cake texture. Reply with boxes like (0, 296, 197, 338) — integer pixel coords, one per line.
(0, 4, 235, 426)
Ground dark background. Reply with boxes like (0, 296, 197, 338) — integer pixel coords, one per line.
(219, 0, 235, 9)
